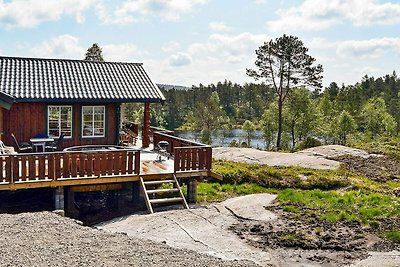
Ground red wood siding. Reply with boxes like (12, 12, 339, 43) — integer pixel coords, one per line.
(2, 103, 118, 150)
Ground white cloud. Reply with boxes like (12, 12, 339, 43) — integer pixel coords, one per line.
(168, 52, 192, 66)
(147, 32, 268, 86)
(0, 0, 97, 29)
(162, 41, 181, 53)
(30, 35, 85, 59)
(188, 32, 267, 59)
(208, 21, 231, 32)
(97, 0, 207, 25)
(337, 38, 400, 58)
(29, 35, 148, 62)
(103, 44, 148, 62)
(307, 37, 338, 50)
(267, 0, 400, 32)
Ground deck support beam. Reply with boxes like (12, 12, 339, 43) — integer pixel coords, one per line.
(186, 178, 197, 204)
(54, 187, 65, 215)
(65, 187, 78, 218)
(142, 102, 151, 147)
(132, 181, 146, 208)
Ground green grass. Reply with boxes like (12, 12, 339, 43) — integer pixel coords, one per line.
(200, 160, 400, 242)
(384, 231, 400, 243)
(276, 189, 400, 227)
(183, 182, 271, 203)
(352, 136, 400, 159)
(212, 160, 385, 192)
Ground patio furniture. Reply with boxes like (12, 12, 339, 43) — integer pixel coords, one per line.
(155, 140, 170, 162)
(45, 132, 65, 151)
(30, 137, 54, 152)
(0, 140, 16, 155)
(11, 133, 32, 153)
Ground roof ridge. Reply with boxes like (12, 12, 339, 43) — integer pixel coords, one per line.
(0, 55, 143, 66)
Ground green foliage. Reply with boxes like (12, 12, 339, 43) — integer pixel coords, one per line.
(193, 182, 270, 203)
(190, 91, 228, 144)
(261, 102, 278, 150)
(276, 189, 400, 227)
(286, 87, 319, 147)
(384, 231, 400, 243)
(84, 43, 104, 62)
(212, 160, 361, 190)
(122, 103, 144, 124)
(361, 97, 397, 138)
(242, 120, 256, 147)
(247, 34, 323, 149)
(297, 136, 322, 150)
(201, 128, 211, 145)
(334, 110, 357, 145)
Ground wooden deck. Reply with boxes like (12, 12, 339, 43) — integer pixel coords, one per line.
(0, 132, 219, 191)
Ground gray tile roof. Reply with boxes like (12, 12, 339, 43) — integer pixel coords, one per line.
(0, 56, 165, 103)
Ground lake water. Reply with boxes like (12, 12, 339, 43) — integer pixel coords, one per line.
(175, 129, 266, 149)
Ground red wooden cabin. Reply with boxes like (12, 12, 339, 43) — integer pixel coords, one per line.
(0, 56, 163, 149)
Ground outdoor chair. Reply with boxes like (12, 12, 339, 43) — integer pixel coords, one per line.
(45, 132, 65, 151)
(11, 133, 32, 153)
(154, 140, 170, 162)
(0, 140, 16, 155)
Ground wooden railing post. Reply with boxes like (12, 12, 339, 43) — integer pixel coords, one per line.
(142, 102, 151, 147)
(205, 147, 212, 171)
(134, 150, 140, 174)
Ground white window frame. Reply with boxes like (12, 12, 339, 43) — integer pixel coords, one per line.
(47, 105, 73, 138)
(81, 106, 106, 138)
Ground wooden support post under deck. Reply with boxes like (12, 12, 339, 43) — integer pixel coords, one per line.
(142, 102, 151, 147)
(186, 178, 197, 204)
(65, 187, 78, 218)
(132, 181, 146, 208)
(54, 187, 65, 215)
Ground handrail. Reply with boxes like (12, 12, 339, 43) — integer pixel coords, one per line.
(153, 131, 207, 149)
(152, 131, 212, 173)
(0, 149, 140, 184)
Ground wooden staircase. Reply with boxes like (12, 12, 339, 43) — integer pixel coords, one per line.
(140, 174, 189, 214)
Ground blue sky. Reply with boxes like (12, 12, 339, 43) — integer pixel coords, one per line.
(1, 0, 400, 87)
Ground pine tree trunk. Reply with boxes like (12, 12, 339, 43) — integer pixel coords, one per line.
(277, 98, 283, 149)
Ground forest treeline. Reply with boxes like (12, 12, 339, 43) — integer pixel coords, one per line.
(123, 72, 400, 150)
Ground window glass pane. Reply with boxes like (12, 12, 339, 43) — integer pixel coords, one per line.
(82, 106, 105, 137)
(47, 106, 72, 138)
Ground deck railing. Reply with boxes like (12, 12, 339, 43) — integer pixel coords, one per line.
(0, 149, 140, 184)
(152, 131, 212, 173)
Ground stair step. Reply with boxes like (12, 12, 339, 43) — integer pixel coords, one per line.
(149, 197, 184, 204)
(144, 179, 174, 185)
(146, 188, 179, 194)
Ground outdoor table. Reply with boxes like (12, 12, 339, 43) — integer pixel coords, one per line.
(30, 137, 54, 152)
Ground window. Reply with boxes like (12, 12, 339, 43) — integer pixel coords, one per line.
(82, 106, 105, 137)
(48, 106, 72, 138)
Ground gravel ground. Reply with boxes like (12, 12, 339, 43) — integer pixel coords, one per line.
(0, 212, 257, 267)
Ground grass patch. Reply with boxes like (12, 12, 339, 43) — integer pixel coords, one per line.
(352, 137, 400, 159)
(212, 160, 382, 191)
(190, 182, 271, 203)
(384, 231, 400, 243)
(276, 189, 400, 227)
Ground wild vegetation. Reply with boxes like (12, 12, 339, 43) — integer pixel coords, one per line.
(194, 155, 400, 244)
(122, 35, 400, 246)
(124, 71, 400, 149)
